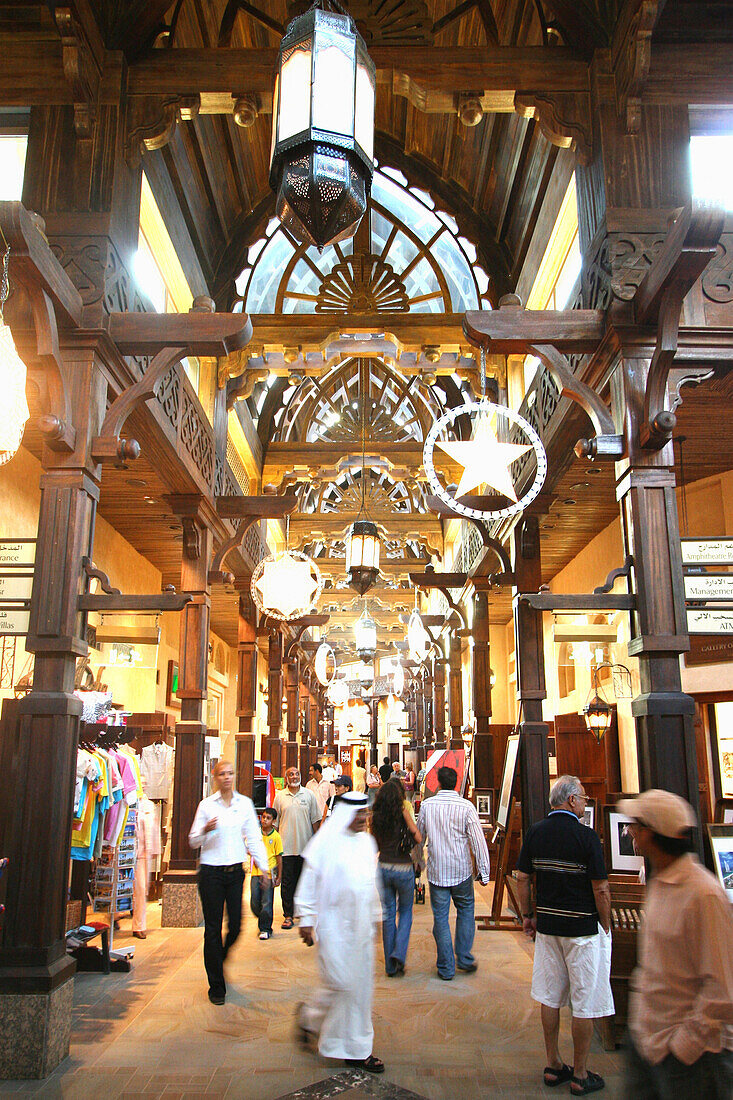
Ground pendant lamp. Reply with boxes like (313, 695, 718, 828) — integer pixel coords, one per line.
(346, 366, 380, 594)
(354, 601, 377, 662)
(269, 0, 376, 249)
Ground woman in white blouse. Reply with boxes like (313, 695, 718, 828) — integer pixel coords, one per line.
(189, 760, 270, 1005)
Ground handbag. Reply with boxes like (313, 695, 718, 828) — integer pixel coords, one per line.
(397, 820, 413, 858)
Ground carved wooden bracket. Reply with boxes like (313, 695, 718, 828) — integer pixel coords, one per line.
(594, 556, 634, 594)
(54, 6, 101, 138)
(633, 200, 725, 449)
(527, 343, 624, 460)
(125, 94, 200, 163)
(612, 0, 661, 135)
(182, 517, 202, 560)
(82, 557, 120, 595)
(408, 569, 469, 631)
(91, 345, 186, 465)
(514, 91, 593, 165)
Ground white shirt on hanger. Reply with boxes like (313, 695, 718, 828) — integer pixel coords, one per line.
(140, 742, 173, 800)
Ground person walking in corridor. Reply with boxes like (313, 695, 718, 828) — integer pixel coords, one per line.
(417, 765, 491, 980)
(274, 766, 321, 930)
(188, 760, 270, 1005)
(371, 776, 422, 976)
(620, 789, 733, 1099)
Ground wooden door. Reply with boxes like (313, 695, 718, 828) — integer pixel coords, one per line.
(555, 710, 619, 810)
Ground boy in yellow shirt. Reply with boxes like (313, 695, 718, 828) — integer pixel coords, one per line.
(250, 806, 283, 940)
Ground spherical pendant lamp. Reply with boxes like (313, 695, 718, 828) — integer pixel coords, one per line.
(269, 0, 376, 250)
(354, 602, 377, 662)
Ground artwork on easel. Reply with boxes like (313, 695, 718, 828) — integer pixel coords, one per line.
(496, 734, 520, 831)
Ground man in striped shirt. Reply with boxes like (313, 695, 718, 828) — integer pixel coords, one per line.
(417, 765, 491, 981)
(516, 775, 612, 1096)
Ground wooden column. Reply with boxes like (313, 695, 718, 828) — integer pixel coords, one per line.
(448, 633, 464, 748)
(235, 600, 257, 800)
(163, 503, 212, 926)
(513, 515, 550, 828)
(472, 591, 495, 788)
(266, 628, 284, 775)
(422, 663, 433, 754)
(0, 344, 104, 1076)
(433, 654, 447, 749)
(612, 361, 699, 808)
(575, 81, 699, 813)
(284, 653, 300, 770)
(370, 698, 379, 767)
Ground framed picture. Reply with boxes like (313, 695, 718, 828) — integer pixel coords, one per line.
(715, 797, 733, 824)
(581, 798, 596, 831)
(707, 825, 733, 901)
(497, 734, 520, 831)
(604, 806, 644, 874)
(473, 789, 493, 823)
(166, 660, 180, 710)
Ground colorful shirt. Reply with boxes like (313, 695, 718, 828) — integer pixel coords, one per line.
(251, 828, 283, 876)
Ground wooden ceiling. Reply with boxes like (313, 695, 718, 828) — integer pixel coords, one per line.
(132, 0, 575, 304)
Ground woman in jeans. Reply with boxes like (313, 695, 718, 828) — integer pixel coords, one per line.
(371, 779, 422, 976)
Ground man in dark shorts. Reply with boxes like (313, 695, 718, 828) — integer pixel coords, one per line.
(516, 775, 613, 1096)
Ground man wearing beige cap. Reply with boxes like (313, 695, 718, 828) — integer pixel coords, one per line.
(620, 789, 733, 1098)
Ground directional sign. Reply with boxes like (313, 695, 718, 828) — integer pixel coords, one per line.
(0, 607, 30, 635)
(681, 539, 733, 566)
(0, 539, 36, 569)
(687, 609, 733, 635)
(0, 574, 33, 602)
(684, 574, 733, 602)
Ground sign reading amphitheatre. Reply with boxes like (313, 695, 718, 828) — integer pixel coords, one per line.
(681, 539, 733, 566)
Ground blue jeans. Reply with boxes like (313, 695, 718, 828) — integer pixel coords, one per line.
(249, 875, 273, 934)
(379, 864, 415, 974)
(429, 875, 475, 978)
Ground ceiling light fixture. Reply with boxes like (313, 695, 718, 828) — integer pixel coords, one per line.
(346, 368, 380, 595)
(269, 0, 376, 249)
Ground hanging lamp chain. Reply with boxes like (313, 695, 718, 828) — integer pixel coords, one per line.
(479, 345, 487, 399)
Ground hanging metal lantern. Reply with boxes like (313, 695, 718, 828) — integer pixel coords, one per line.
(346, 518, 380, 595)
(269, 0, 376, 249)
(582, 691, 613, 743)
(354, 602, 377, 661)
(314, 640, 336, 686)
(407, 608, 429, 664)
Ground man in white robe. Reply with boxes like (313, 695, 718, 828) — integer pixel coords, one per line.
(295, 792, 384, 1073)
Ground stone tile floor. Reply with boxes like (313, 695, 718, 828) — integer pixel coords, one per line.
(0, 883, 625, 1099)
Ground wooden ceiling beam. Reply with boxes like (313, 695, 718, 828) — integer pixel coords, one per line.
(289, 513, 442, 537)
(107, 310, 252, 354)
(127, 46, 589, 98)
(250, 313, 466, 347)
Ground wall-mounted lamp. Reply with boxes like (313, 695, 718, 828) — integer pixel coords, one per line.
(581, 661, 632, 743)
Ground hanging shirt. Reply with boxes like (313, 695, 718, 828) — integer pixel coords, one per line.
(140, 742, 173, 800)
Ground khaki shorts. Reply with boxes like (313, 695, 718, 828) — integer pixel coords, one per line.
(531, 925, 615, 1019)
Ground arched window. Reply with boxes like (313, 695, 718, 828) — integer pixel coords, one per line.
(234, 166, 492, 315)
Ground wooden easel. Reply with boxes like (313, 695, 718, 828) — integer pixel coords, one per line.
(476, 799, 523, 930)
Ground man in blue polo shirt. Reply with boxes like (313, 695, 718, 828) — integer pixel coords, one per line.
(516, 775, 613, 1096)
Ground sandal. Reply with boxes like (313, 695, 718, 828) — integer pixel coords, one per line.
(345, 1055, 385, 1074)
(570, 1070, 605, 1095)
(281, 917, 294, 929)
(544, 1063, 573, 1087)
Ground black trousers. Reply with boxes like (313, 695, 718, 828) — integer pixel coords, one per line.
(197, 863, 244, 996)
(280, 854, 304, 919)
(626, 1035, 733, 1100)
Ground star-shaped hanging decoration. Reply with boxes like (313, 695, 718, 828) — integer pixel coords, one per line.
(253, 551, 320, 620)
(436, 412, 533, 503)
